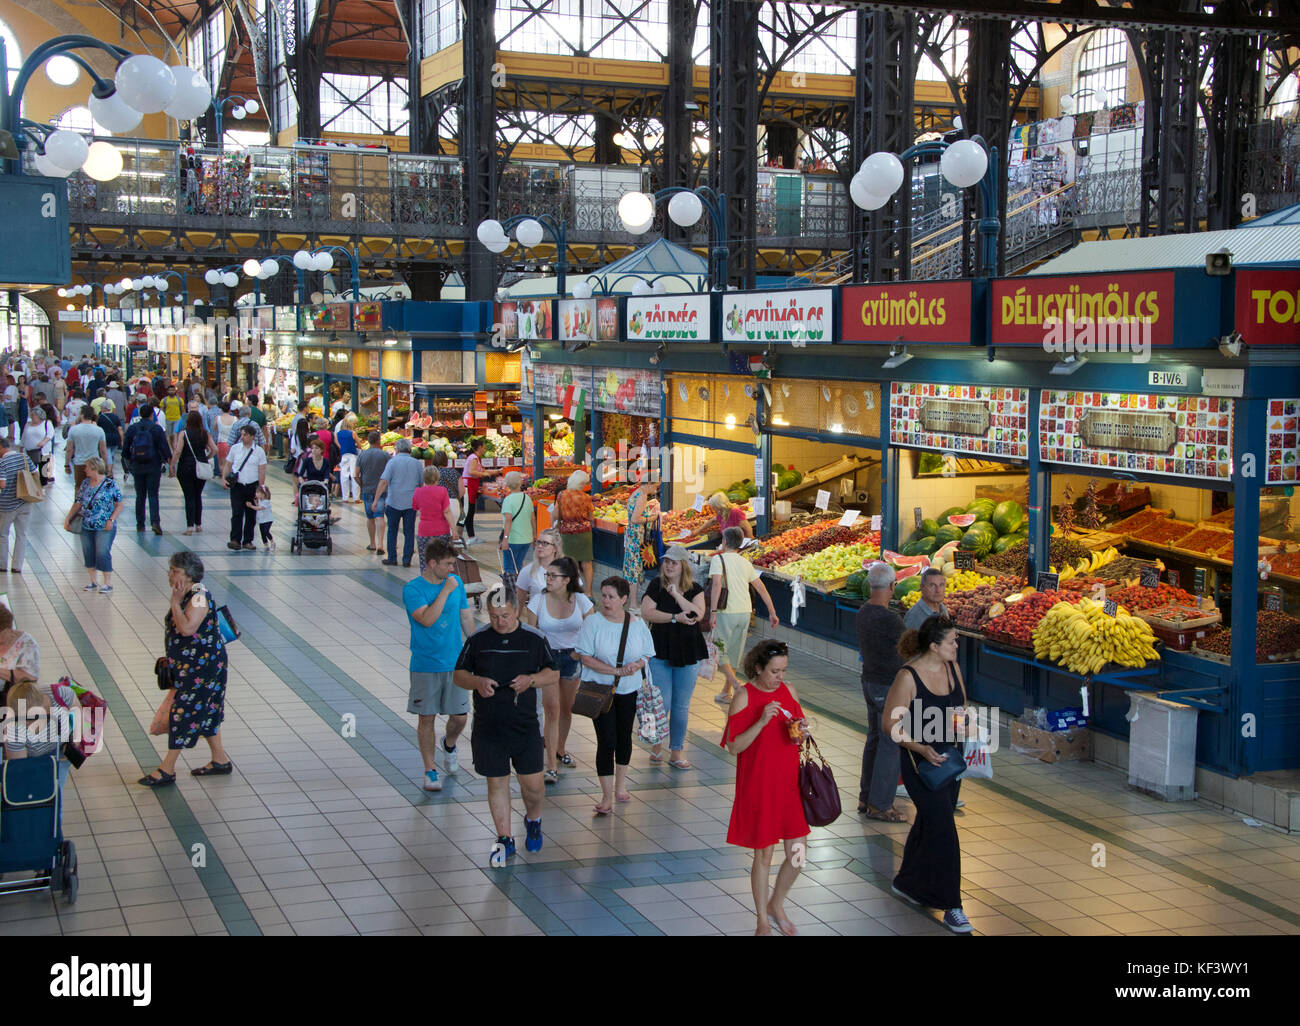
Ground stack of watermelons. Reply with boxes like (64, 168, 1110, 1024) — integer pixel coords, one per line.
(904, 497, 1027, 563)
(725, 478, 758, 504)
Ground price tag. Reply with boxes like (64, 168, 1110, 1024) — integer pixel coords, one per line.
(676, 529, 690, 540)
(1103, 598, 1118, 617)
(1264, 593, 1283, 612)
(1166, 569, 1180, 589)
(839, 477, 854, 497)
(690, 494, 706, 513)
(913, 506, 923, 530)
(499, 423, 513, 434)
(838, 509, 861, 527)
(751, 497, 766, 516)
(870, 514, 881, 532)
(815, 489, 831, 511)
(1193, 567, 1206, 596)
(1139, 566, 1160, 589)
(954, 551, 975, 571)
(754, 458, 764, 483)
(1036, 572, 1060, 592)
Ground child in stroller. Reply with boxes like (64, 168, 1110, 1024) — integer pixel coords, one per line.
(291, 480, 333, 554)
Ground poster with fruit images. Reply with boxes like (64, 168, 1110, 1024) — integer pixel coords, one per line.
(532, 364, 593, 409)
(1039, 390, 1234, 482)
(1266, 398, 1299, 483)
(593, 366, 660, 418)
(889, 383, 1030, 459)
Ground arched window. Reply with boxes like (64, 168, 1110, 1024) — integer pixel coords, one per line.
(54, 105, 107, 134)
(1076, 28, 1128, 111)
(0, 15, 21, 90)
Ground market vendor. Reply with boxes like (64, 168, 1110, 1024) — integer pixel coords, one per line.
(460, 436, 495, 545)
(681, 492, 754, 545)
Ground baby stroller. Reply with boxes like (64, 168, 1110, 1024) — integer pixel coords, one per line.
(290, 480, 333, 555)
(0, 755, 78, 903)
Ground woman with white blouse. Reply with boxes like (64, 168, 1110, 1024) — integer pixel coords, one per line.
(576, 577, 656, 816)
(522, 556, 593, 783)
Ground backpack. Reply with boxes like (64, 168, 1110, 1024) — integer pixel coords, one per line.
(98, 414, 121, 449)
(130, 423, 156, 466)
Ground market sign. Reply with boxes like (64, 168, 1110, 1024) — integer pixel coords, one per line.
(721, 289, 832, 345)
(495, 300, 553, 341)
(627, 294, 710, 343)
(593, 366, 660, 417)
(354, 301, 382, 331)
(1266, 398, 1299, 484)
(1235, 270, 1300, 346)
(1039, 390, 1233, 481)
(890, 383, 1030, 459)
(532, 363, 593, 408)
(841, 281, 973, 344)
(310, 303, 351, 331)
(992, 272, 1174, 347)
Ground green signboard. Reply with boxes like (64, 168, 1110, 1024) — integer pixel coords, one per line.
(0, 175, 70, 287)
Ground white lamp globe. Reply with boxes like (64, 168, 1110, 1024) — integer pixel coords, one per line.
(82, 141, 124, 182)
(618, 191, 655, 233)
(139, 275, 156, 290)
(952, 114, 965, 130)
(222, 272, 239, 288)
(515, 218, 544, 248)
(667, 190, 703, 227)
(572, 280, 594, 300)
(231, 105, 247, 121)
(849, 172, 891, 211)
(292, 249, 313, 270)
(312, 252, 334, 272)
(88, 90, 144, 134)
(204, 269, 220, 285)
(631, 279, 652, 297)
(32, 150, 73, 178)
(242, 258, 262, 277)
(45, 55, 80, 87)
(476, 220, 506, 246)
(113, 54, 177, 115)
(260, 258, 279, 277)
(43, 130, 90, 172)
(104, 284, 117, 296)
(859, 152, 905, 197)
(652, 279, 668, 295)
(310, 291, 325, 305)
(57, 288, 67, 298)
(483, 235, 510, 254)
(940, 138, 988, 189)
(243, 98, 260, 115)
(119, 278, 134, 291)
(164, 66, 212, 121)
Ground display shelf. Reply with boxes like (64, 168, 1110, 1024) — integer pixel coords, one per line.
(979, 639, 1163, 688)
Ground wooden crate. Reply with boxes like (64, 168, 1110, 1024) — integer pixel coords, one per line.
(1109, 508, 1172, 534)
(1129, 518, 1196, 547)
(1170, 526, 1235, 561)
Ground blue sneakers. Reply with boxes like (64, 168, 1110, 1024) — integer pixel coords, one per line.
(423, 769, 442, 792)
(491, 835, 516, 867)
(524, 817, 543, 853)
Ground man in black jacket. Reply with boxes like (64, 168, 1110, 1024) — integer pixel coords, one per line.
(122, 406, 170, 534)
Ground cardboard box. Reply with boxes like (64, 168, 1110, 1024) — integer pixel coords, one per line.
(1010, 720, 1093, 764)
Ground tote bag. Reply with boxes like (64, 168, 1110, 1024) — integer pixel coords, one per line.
(186, 431, 215, 481)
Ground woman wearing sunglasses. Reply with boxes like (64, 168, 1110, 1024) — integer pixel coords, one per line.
(521, 556, 593, 783)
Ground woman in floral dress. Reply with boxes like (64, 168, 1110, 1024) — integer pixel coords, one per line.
(140, 551, 232, 786)
(621, 475, 659, 607)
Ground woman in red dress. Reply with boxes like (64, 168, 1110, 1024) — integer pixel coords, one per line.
(723, 640, 810, 936)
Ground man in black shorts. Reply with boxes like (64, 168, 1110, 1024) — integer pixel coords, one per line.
(454, 586, 558, 865)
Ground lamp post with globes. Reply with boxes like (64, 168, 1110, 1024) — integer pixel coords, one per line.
(850, 136, 999, 278)
(292, 246, 361, 300)
(211, 95, 261, 152)
(474, 216, 568, 295)
(616, 187, 728, 290)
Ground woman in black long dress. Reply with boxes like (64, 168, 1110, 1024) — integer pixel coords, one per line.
(170, 411, 218, 535)
(140, 551, 232, 786)
(884, 616, 972, 934)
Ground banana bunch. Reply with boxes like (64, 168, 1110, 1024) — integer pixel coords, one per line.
(1049, 547, 1120, 583)
(1032, 597, 1160, 674)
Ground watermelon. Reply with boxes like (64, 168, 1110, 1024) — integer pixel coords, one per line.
(845, 570, 868, 597)
(991, 500, 1025, 536)
(895, 564, 923, 580)
(948, 513, 978, 528)
(776, 470, 799, 491)
(900, 539, 921, 557)
(993, 532, 1027, 553)
(893, 576, 922, 601)
(966, 498, 996, 522)
(934, 524, 964, 547)
(742, 480, 758, 498)
(882, 550, 906, 565)
(920, 518, 940, 537)
(938, 506, 967, 523)
(726, 489, 747, 504)
(913, 535, 938, 556)
(959, 527, 992, 558)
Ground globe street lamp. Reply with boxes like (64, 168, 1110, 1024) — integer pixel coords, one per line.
(852, 135, 999, 277)
(291, 246, 362, 301)
(211, 95, 261, 152)
(617, 186, 728, 290)
(474, 215, 568, 296)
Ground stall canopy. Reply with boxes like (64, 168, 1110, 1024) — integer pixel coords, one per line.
(1029, 223, 1300, 273)
(1239, 203, 1300, 228)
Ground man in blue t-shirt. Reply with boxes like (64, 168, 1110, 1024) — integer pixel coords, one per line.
(403, 536, 475, 793)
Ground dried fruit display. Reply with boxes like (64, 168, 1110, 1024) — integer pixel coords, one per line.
(1104, 582, 1200, 610)
(1130, 519, 1196, 546)
(1268, 551, 1300, 578)
(1176, 528, 1233, 555)
(1194, 611, 1300, 662)
(979, 536, 1093, 576)
(946, 578, 1028, 630)
(1218, 538, 1276, 564)
(1092, 555, 1162, 582)
(1109, 509, 1171, 534)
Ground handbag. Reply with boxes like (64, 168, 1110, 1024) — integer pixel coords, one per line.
(186, 431, 214, 481)
(571, 613, 631, 720)
(908, 744, 965, 791)
(709, 551, 732, 615)
(799, 734, 842, 827)
(65, 479, 107, 535)
(154, 656, 176, 692)
(635, 677, 668, 744)
(16, 463, 43, 503)
(215, 604, 240, 644)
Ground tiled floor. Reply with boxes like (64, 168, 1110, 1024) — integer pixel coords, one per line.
(1, 454, 1298, 936)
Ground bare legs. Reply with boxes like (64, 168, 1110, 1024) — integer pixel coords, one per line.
(486, 772, 545, 839)
(418, 713, 466, 772)
(750, 839, 803, 936)
(555, 677, 579, 762)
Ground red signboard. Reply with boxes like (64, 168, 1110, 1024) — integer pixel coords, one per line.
(991, 272, 1175, 346)
(1236, 270, 1300, 346)
(354, 301, 382, 331)
(841, 281, 973, 344)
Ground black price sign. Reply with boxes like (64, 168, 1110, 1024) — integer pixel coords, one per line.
(914, 506, 924, 530)
(1103, 598, 1118, 617)
(1139, 566, 1160, 589)
(1193, 567, 1206, 596)
(1264, 593, 1283, 612)
(954, 550, 976, 571)
(1166, 569, 1180, 589)
(1036, 572, 1060, 592)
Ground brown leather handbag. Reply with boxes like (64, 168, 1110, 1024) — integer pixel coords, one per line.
(571, 614, 630, 719)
